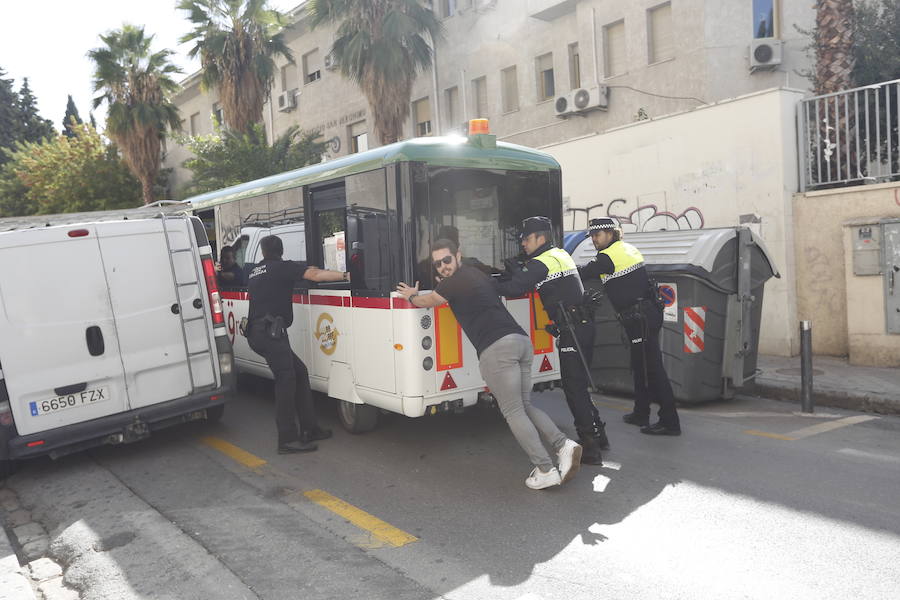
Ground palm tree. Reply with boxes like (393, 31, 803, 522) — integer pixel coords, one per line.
(308, 0, 442, 145)
(179, 0, 293, 135)
(814, 0, 855, 95)
(89, 25, 182, 204)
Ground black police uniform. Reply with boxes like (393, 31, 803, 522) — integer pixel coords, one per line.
(580, 218, 681, 435)
(247, 258, 321, 448)
(495, 216, 609, 463)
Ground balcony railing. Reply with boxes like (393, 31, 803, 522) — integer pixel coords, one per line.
(799, 78, 900, 191)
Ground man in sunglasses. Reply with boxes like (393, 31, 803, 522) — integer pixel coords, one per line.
(396, 238, 583, 490)
(493, 216, 609, 465)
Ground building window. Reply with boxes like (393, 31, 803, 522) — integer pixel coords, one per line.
(472, 76, 488, 118)
(648, 3, 674, 64)
(445, 86, 459, 131)
(501, 66, 519, 113)
(212, 103, 223, 127)
(604, 20, 626, 78)
(752, 0, 777, 38)
(348, 120, 369, 153)
(189, 112, 200, 136)
(535, 53, 555, 102)
(568, 43, 581, 89)
(303, 49, 322, 84)
(440, 0, 457, 18)
(413, 97, 433, 136)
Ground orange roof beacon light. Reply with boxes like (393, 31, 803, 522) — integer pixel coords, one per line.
(468, 118, 490, 135)
(467, 118, 496, 149)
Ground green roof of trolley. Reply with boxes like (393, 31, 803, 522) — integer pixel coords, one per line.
(185, 135, 560, 210)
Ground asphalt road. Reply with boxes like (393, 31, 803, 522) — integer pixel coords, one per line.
(6, 377, 900, 600)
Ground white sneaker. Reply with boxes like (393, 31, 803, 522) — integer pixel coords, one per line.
(525, 466, 562, 490)
(557, 439, 583, 484)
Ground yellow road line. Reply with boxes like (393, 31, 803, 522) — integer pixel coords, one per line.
(744, 429, 796, 441)
(201, 436, 267, 469)
(785, 415, 878, 440)
(304, 489, 418, 548)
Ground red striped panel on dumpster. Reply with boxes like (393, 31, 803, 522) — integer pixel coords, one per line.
(683, 306, 706, 353)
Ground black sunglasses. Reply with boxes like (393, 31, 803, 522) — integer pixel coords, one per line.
(432, 255, 454, 269)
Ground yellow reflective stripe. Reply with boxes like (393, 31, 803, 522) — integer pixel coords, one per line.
(534, 247, 577, 288)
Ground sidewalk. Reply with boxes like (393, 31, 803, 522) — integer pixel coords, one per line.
(748, 354, 900, 415)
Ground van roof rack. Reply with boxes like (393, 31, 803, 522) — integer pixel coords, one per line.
(0, 202, 193, 232)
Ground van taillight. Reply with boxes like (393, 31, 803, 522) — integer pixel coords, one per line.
(68, 229, 89, 237)
(201, 257, 225, 325)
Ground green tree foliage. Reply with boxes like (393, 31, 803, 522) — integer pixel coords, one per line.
(308, 0, 442, 144)
(0, 123, 142, 217)
(90, 24, 182, 204)
(179, 0, 293, 135)
(179, 123, 325, 197)
(16, 78, 55, 144)
(1, 68, 56, 166)
(853, 0, 900, 86)
(63, 95, 84, 138)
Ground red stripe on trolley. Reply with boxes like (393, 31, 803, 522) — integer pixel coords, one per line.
(352, 297, 391, 309)
(292, 294, 309, 304)
(310, 295, 344, 307)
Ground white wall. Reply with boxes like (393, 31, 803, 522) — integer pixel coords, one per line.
(541, 87, 805, 355)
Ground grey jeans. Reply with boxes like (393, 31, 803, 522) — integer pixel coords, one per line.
(479, 333, 567, 471)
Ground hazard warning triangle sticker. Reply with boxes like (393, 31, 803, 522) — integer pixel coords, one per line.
(440, 371, 457, 390)
(539, 356, 553, 372)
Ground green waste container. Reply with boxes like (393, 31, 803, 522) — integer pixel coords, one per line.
(569, 227, 780, 403)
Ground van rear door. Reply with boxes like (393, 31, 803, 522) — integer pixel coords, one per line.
(95, 218, 217, 410)
(0, 226, 130, 436)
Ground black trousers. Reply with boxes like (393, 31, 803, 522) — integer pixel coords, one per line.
(620, 303, 680, 428)
(558, 319, 601, 436)
(247, 326, 317, 445)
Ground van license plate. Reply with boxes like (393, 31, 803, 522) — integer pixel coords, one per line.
(29, 387, 110, 417)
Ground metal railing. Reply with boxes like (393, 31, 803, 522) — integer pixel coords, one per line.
(799, 78, 900, 191)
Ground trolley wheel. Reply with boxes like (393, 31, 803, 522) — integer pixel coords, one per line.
(206, 404, 225, 423)
(337, 400, 379, 434)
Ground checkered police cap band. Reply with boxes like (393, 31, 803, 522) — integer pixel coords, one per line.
(588, 218, 618, 231)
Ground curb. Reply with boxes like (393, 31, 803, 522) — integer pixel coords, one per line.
(746, 381, 900, 416)
(1, 523, 37, 600)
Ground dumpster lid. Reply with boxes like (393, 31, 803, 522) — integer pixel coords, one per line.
(569, 227, 780, 278)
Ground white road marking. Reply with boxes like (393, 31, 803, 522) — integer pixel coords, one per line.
(837, 448, 900, 465)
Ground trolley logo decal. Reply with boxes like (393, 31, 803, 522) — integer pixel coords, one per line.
(683, 306, 706, 353)
(315, 313, 340, 356)
(658, 283, 678, 323)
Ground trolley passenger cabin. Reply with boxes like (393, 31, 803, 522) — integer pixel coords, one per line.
(187, 126, 563, 432)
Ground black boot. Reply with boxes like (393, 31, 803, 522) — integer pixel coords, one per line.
(593, 419, 610, 451)
(578, 432, 604, 465)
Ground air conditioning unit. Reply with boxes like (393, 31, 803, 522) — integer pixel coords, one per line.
(749, 38, 783, 71)
(554, 90, 578, 117)
(277, 90, 297, 112)
(572, 85, 609, 112)
(324, 54, 338, 71)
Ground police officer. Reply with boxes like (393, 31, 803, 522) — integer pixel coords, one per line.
(246, 235, 349, 454)
(580, 218, 681, 435)
(494, 216, 608, 464)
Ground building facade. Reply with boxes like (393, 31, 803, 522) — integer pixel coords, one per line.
(165, 0, 815, 196)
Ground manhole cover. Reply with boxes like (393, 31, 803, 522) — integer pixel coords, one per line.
(775, 368, 824, 376)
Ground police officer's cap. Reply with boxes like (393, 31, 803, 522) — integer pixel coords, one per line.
(520, 216, 552, 237)
(587, 218, 619, 235)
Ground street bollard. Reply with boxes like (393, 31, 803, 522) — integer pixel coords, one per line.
(800, 320, 814, 413)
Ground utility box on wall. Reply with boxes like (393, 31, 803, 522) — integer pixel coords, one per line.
(851, 224, 882, 275)
(883, 220, 900, 334)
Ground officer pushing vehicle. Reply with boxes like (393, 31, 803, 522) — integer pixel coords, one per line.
(494, 216, 609, 465)
(579, 218, 682, 436)
(245, 235, 349, 454)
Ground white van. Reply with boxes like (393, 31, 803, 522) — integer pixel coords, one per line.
(0, 205, 234, 476)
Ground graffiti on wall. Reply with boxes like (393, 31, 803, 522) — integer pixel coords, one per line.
(606, 198, 705, 232)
